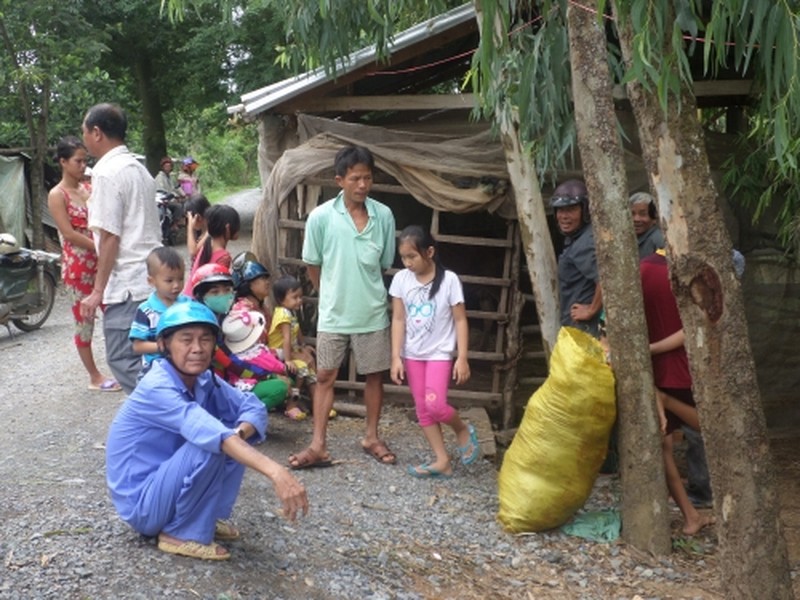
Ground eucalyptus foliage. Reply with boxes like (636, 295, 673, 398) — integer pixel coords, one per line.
(470, 1, 576, 179)
(703, 1, 800, 243)
(162, 0, 458, 74)
(162, 0, 800, 240)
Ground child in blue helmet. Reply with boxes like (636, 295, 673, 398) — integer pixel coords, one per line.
(230, 253, 307, 420)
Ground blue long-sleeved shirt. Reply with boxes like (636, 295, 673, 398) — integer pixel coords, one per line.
(105, 359, 267, 519)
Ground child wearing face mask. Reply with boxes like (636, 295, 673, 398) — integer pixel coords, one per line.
(191, 260, 290, 412)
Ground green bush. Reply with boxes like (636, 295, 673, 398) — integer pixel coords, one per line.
(166, 103, 260, 194)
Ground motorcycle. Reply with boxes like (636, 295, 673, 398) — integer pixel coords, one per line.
(155, 189, 178, 246)
(155, 189, 188, 246)
(0, 233, 60, 334)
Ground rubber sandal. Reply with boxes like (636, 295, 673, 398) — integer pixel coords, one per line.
(362, 440, 397, 465)
(214, 520, 240, 541)
(407, 464, 453, 479)
(288, 447, 334, 470)
(457, 424, 481, 465)
(157, 538, 230, 561)
(88, 379, 122, 392)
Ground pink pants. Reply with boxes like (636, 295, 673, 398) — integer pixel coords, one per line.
(404, 358, 455, 427)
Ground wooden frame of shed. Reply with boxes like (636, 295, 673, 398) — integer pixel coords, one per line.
(229, 3, 756, 427)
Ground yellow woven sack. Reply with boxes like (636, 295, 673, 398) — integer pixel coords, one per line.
(497, 326, 616, 533)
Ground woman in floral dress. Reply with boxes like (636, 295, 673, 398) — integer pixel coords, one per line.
(47, 136, 120, 392)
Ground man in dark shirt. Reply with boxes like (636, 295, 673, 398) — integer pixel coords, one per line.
(551, 179, 602, 337)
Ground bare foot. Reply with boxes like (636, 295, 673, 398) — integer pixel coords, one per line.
(683, 513, 715, 535)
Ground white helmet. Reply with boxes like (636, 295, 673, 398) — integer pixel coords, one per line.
(0, 233, 20, 255)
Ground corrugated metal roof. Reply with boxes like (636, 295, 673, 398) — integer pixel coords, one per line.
(228, 3, 476, 118)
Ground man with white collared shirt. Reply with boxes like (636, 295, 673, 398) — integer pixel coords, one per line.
(79, 103, 160, 394)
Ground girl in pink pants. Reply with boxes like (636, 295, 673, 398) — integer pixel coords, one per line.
(389, 225, 480, 478)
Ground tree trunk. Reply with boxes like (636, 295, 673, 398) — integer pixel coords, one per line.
(617, 15, 794, 600)
(566, 0, 671, 555)
(473, 0, 560, 358)
(30, 119, 47, 250)
(134, 54, 167, 175)
(496, 106, 560, 357)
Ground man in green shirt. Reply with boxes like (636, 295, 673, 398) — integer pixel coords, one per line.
(290, 146, 397, 469)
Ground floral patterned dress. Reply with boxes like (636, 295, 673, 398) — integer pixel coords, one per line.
(58, 187, 97, 296)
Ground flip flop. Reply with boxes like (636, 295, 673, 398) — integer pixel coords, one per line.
(457, 424, 481, 465)
(157, 538, 230, 561)
(407, 464, 453, 479)
(88, 379, 122, 392)
(288, 447, 334, 470)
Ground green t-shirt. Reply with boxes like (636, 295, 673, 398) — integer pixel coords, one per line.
(302, 193, 395, 334)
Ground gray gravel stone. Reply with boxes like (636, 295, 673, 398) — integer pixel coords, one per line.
(0, 234, 755, 599)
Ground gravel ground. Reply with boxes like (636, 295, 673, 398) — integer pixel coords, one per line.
(0, 218, 770, 600)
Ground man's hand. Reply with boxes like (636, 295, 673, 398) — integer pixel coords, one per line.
(80, 289, 103, 320)
(570, 303, 594, 322)
(272, 468, 309, 522)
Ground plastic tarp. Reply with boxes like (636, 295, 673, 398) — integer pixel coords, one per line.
(0, 155, 27, 244)
(252, 114, 516, 275)
(497, 327, 616, 533)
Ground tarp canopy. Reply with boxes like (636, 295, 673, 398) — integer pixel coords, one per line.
(253, 115, 517, 273)
(0, 155, 28, 244)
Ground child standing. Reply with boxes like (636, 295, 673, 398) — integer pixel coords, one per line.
(184, 204, 240, 296)
(389, 225, 479, 479)
(130, 247, 189, 375)
(184, 193, 211, 259)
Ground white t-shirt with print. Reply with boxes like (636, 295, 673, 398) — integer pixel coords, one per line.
(389, 268, 465, 361)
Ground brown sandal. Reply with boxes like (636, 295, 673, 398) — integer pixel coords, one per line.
(362, 440, 397, 465)
(288, 447, 333, 470)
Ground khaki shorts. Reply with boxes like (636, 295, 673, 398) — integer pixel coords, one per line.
(316, 328, 391, 375)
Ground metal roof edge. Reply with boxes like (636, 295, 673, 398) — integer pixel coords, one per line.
(230, 3, 476, 118)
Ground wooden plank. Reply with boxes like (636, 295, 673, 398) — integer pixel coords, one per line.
(613, 79, 753, 100)
(466, 309, 508, 321)
(435, 233, 513, 248)
(335, 380, 502, 404)
(305, 177, 408, 196)
(288, 93, 477, 113)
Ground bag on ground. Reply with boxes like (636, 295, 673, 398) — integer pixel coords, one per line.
(497, 326, 616, 533)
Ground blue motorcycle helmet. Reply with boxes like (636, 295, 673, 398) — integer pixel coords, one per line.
(231, 257, 270, 292)
(157, 300, 220, 339)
